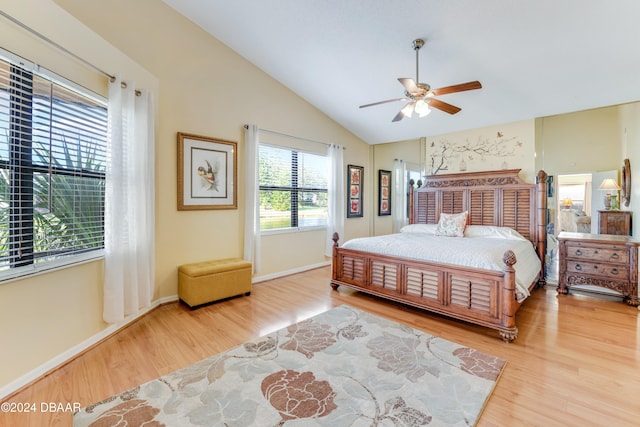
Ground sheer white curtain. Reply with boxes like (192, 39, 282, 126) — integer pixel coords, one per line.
(392, 159, 408, 233)
(326, 144, 344, 256)
(243, 125, 261, 273)
(104, 76, 155, 323)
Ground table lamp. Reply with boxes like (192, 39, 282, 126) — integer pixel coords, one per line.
(599, 178, 621, 210)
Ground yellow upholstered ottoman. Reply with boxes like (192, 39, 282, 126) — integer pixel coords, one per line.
(178, 258, 252, 308)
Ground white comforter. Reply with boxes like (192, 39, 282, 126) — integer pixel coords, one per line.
(340, 225, 541, 302)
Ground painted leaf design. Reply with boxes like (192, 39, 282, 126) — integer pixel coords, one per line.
(88, 398, 163, 427)
(383, 397, 432, 426)
(338, 323, 367, 340)
(244, 336, 277, 356)
(367, 333, 433, 381)
(280, 319, 336, 359)
(261, 370, 337, 421)
(453, 347, 505, 381)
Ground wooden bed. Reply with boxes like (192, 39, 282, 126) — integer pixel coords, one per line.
(331, 169, 548, 342)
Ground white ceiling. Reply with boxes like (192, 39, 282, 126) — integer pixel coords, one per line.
(162, 0, 640, 144)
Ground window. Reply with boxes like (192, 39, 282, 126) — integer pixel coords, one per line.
(259, 144, 328, 230)
(0, 51, 108, 278)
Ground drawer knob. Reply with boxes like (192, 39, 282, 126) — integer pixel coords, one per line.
(575, 249, 582, 256)
(612, 268, 619, 275)
(575, 264, 582, 271)
(611, 253, 619, 259)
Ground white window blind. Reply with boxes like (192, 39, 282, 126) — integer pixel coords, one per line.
(0, 51, 107, 279)
(259, 144, 328, 230)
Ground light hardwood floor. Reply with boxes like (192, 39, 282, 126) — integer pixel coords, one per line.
(2, 266, 639, 426)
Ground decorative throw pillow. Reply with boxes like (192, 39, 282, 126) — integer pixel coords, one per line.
(435, 211, 468, 237)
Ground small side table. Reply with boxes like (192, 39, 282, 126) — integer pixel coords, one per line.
(598, 210, 631, 235)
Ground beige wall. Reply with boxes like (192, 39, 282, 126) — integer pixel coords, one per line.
(372, 139, 422, 235)
(0, 0, 370, 392)
(619, 102, 640, 240)
(535, 105, 622, 175)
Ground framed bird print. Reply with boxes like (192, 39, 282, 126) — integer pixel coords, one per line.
(177, 132, 237, 210)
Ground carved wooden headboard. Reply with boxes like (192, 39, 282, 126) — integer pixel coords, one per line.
(409, 169, 548, 263)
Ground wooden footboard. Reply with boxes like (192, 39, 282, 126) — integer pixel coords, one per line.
(331, 233, 523, 342)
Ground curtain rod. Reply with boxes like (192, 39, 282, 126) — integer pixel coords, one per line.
(1, 10, 115, 80)
(244, 125, 345, 149)
(1, 10, 140, 96)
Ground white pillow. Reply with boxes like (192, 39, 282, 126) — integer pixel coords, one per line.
(400, 224, 438, 234)
(435, 211, 468, 237)
(464, 225, 526, 240)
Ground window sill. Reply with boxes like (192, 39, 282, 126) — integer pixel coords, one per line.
(0, 250, 105, 284)
(261, 226, 326, 236)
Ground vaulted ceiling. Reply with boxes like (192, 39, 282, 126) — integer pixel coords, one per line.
(162, 0, 640, 144)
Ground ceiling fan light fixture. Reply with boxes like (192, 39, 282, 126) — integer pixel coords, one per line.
(401, 102, 414, 117)
(414, 100, 431, 117)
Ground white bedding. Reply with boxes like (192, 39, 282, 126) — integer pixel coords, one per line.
(340, 224, 541, 302)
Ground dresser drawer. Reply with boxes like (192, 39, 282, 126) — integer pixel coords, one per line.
(566, 260, 629, 280)
(565, 244, 628, 264)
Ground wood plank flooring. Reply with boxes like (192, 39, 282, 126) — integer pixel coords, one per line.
(2, 266, 639, 426)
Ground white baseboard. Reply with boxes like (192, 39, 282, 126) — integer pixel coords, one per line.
(252, 261, 330, 283)
(0, 294, 179, 400)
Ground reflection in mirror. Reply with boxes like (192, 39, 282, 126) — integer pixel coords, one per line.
(556, 173, 592, 235)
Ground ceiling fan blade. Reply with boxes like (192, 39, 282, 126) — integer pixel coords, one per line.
(429, 98, 462, 115)
(392, 110, 406, 122)
(398, 78, 419, 94)
(431, 81, 482, 96)
(359, 97, 408, 108)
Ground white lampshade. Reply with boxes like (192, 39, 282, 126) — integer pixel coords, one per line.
(401, 102, 414, 118)
(599, 178, 621, 191)
(414, 100, 431, 117)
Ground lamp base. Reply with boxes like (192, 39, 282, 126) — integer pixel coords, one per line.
(604, 193, 612, 210)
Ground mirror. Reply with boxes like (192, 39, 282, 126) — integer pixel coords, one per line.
(621, 158, 631, 207)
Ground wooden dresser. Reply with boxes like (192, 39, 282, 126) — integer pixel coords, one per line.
(557, 232, 639, 306)
(598, 210, 631, 235)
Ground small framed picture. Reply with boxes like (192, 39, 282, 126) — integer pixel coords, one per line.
(177, 132, 237, 210)
(378, 169, 391, 216)
(347, 164, 363, 218)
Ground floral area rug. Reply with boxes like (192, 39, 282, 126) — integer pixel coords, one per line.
(74, 305, 506, 426)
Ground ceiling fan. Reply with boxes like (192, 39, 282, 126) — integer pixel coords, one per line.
(360, 39, 482, 122)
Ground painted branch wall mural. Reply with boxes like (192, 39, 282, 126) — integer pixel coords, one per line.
(424, 120, 535, 178)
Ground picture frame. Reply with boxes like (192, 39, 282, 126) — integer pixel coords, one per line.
(347, 164, 363, 218)
(177, 132, 237, 210)
(378, 169, 391, 216)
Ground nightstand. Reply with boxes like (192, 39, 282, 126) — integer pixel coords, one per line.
(557, 232, 639, 306)
(599, 210, 631, 235)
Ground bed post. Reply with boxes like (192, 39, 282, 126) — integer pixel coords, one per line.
(500, 250, 518, 342)
(408, 179, 415, 224)
(536, 170, 548, 287)
(331, 232, 340, 289)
